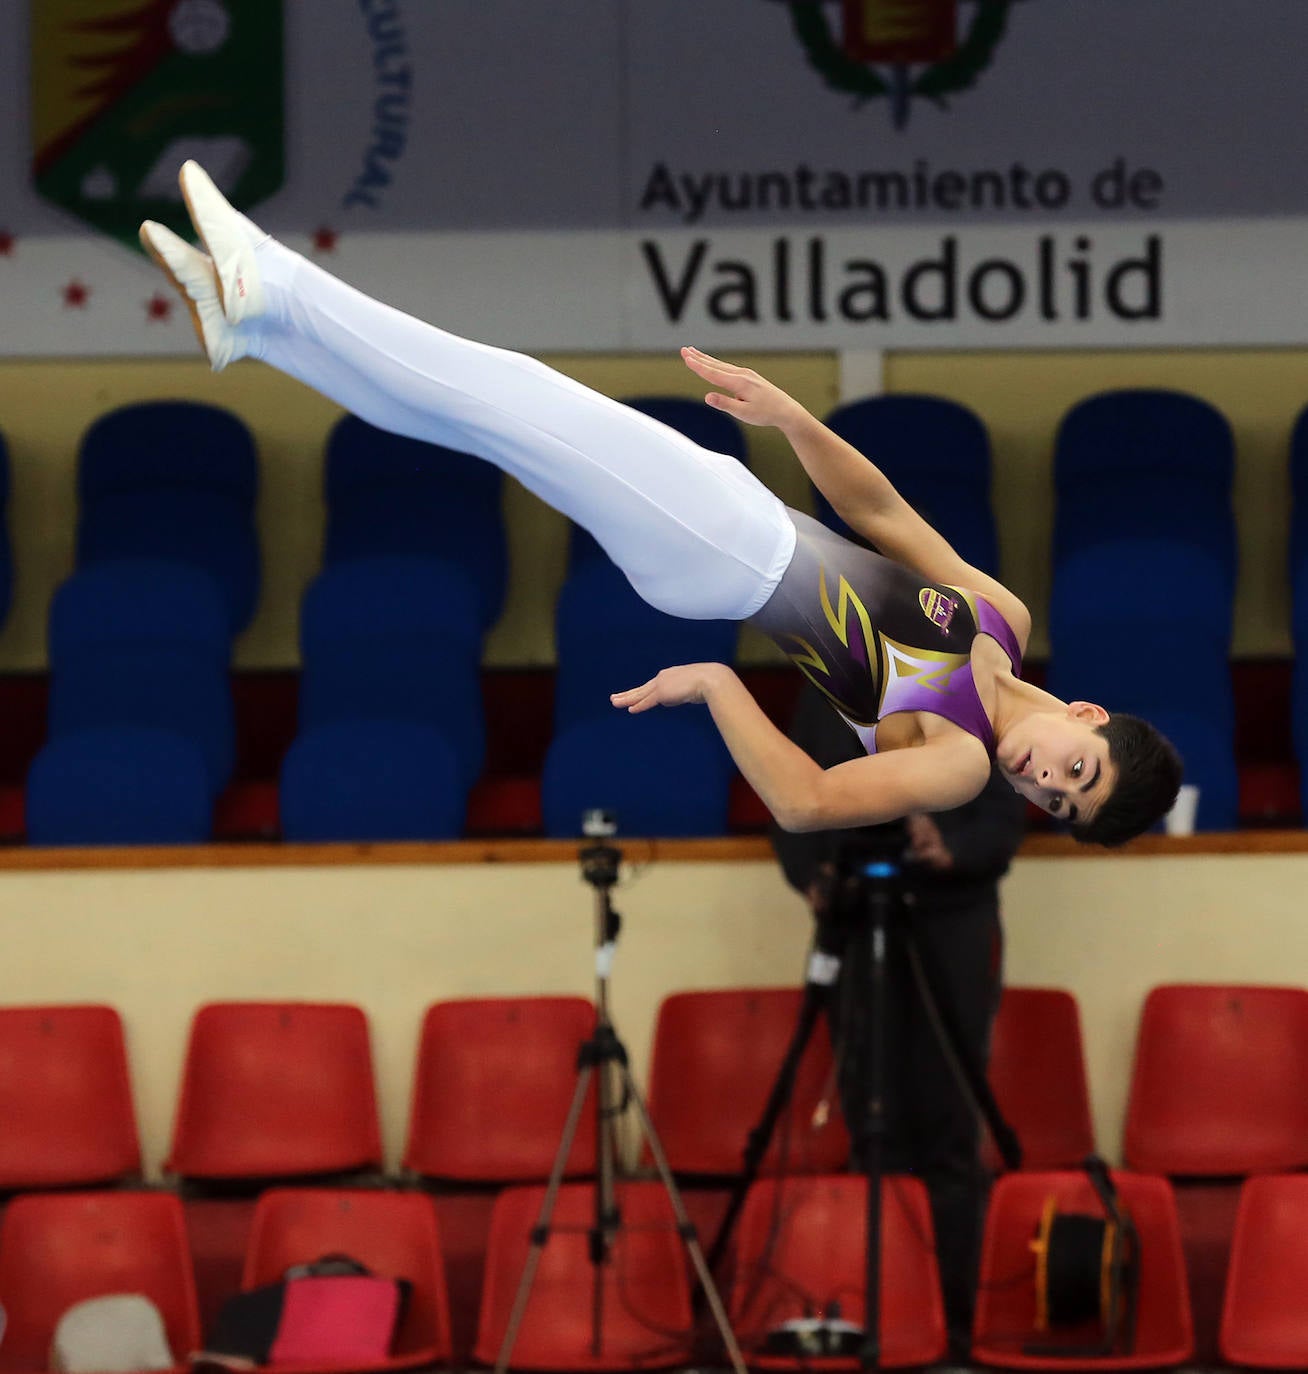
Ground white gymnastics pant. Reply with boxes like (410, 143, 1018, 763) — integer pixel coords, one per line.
(248, 243, 797, 621)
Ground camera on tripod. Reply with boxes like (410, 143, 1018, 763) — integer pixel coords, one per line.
(581, 807, 618, 839)
(810, 820, 910, 959)
(833, 818, 910, 880)
(492, 806, 747, 1374)
(579, 809, 621, 890)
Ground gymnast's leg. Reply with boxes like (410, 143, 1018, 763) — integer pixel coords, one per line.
(141, 164, 795, 622)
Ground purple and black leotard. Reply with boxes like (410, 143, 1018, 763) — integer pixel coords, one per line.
(750, 510, 1023, 758)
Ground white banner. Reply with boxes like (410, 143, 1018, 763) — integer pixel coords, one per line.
(3, 0, 1308, 354)
(4, 217, 1307, 357)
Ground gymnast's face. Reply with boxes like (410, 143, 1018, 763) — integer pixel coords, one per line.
(999, 703, 1118, 824)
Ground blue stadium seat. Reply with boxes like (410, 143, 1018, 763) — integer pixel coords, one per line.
(79, 402, 258, 506)
(1048, 392, 1238, 832)
(569, 396, 749, 570)
(47, 561, 235, 795)
(297, 557, 485, 789)
(821, 394, 1000, 574)
(279, 719, 466, 841)
(1050, 541, 1235, 646)
(323, 416, 507, 630)
(26, 727, 213, 845)
(553, 558, 737, 732)
(542, 712, 733, 838)
(1053, 389, 1237, 572)
(76, 401, 260, 633)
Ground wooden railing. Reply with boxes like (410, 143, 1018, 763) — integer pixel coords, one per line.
(0, 830, 1304, 871)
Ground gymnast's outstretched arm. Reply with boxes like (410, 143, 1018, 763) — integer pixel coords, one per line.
(680, 348, 1032, 654)
(611, 660, 992, 830)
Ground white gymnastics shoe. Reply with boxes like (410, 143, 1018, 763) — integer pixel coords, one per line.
(178, 158, 266, 324)
(139, 219, 247, 372)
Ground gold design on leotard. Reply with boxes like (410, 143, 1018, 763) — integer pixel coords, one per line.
(776, 632, 878, 727)
(877, 635, 971, 709)
(818, 566, 876, 655)
(783, 634, 829, 679)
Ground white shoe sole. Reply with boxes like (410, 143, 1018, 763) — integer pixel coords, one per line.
(139, 219, 243, 372)
(178, 159, 266, 325)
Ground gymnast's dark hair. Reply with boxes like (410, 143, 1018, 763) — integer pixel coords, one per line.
(1070, 713, 1184, 848)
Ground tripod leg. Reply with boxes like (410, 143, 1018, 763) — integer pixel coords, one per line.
(706, 980, 828, 1274)
(624, 1066, 750, 1374)
(591, 1027, 620, 1356)
(861, 915, 888, 1373)
(493, 1064, 595, 1374)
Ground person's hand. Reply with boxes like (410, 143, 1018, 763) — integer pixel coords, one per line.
(806, 862, 837, 918)
(905, 812, 954, 871)
(611, 662, 727, 713)
(680, 346, 807, 430)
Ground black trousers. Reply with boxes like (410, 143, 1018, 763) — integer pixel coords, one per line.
(827, 891, 1003, 1348)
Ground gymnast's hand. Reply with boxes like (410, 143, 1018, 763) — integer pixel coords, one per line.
(611, 663, 727, 713)
(680, 346, 807, 430)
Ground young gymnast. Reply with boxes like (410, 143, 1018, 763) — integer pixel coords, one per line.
(140, 161, 1181, 846)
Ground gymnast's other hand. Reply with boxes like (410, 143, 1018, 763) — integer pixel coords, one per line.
(611, 662, 729, 713)
(680, 347, 807, 431)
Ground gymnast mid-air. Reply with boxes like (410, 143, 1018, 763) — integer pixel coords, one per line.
(140, 161, 1181, 846)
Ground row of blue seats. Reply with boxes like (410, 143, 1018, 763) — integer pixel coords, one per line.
(25, 400, 747, 843)
(1, 385, 1289, 641)
(9, 388, 1308, 841)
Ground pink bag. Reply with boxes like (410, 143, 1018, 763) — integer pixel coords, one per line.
(268, 1275, 404, 1364)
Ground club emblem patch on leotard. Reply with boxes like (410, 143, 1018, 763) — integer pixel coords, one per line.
(919, 587, 959, 631)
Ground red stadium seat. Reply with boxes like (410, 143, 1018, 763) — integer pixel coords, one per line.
(984, 987, 1096, 1170)
(1219, 1173, 1308, 1368)
(473, 1181, 694, 1370)
(0, 1003, 141, 1190)
(166, 1001, 383, 1181)
(645, 988, 849, 1176)
(242, 1189, 452, 1371)
(1123, 984, 1308, 1175)
(730, 1174, 947, 1370)
(972, 1170, 1193, 1370)
(0, 1191, 200, 1372)
(403, 996, 597, 1182)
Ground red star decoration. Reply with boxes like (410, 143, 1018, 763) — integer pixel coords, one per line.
(145, 292, 174, 322)
(0, 231, 14, 257)
(62, 279, 90, 308)
(312, 225, 339, 253)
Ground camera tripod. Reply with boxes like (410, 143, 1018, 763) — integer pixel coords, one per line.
(492, 831, 747, 1374)
(706, 834, 1021, 1372)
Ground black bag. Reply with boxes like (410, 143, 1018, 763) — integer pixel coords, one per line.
(191, 1254, 410, 1370)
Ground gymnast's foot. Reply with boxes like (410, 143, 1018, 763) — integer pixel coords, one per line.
(138, 220, 251, 372)
(178, 158, 268, 324)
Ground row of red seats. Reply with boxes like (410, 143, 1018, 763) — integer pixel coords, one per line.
(0, 1178, 939, 1373)
(8, 1170, 1308, 1371)
(5, 983, 1308, 1192)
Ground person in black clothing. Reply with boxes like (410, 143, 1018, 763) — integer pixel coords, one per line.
(770, 680, 1027, 1356)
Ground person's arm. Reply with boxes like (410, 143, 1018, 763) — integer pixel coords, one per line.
(611, 662, 992, 830)
(768, 683, 861, 890)
(680, 347, 1031, 651)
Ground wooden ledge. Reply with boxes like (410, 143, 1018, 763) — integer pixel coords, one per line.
(0, 830, 1304, 872)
